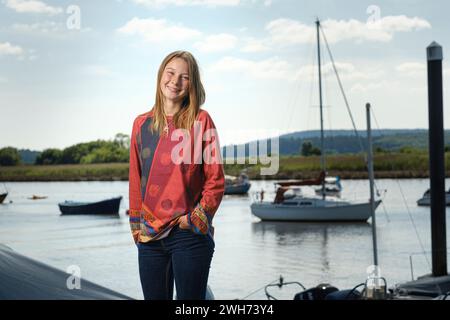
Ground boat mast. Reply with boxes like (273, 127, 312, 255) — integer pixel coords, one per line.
(316, 18, 326, 199)
(366, 103, 378, 266)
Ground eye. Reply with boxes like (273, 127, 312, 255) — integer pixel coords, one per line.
(182, 76, 189, 81)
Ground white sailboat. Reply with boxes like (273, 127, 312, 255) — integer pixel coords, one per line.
(251, 19, 381, 222)
(314, 176, 342, 197)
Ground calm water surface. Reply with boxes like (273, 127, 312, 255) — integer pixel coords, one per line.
(0, 179, 449, 300)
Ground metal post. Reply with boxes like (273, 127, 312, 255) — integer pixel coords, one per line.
(427, 41, 447, 277)
(366, 103, 378, 266)
(316, 19, 326, 199)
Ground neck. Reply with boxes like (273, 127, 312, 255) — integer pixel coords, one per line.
(163, 99, 181, 116)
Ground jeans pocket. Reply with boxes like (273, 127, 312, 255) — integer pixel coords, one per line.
(206, 234, 215, 251)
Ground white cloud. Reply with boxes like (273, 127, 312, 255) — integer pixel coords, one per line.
(241, 37, 270, 53)
(208, 57, 385, 82)
(194, 33, 238, 53)
(117, 17, 202, 43)
(0, 42, 24, 56)
(266, 15, 431, 46)
(396, 62, 426, 76)
(209, 56, 293, 80)
(10, 21, 92, 36)
(265, 19, 315, 45)
(12, 21, 61, 33)
(297, 62, 384, 82)
(4, 0, 63, 15)
(131, 0, 270, 7)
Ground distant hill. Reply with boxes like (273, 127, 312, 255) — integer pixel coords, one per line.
(18, 149, 41, 164)
(223, 129, 450, 157)
(14, 129, 450, 164)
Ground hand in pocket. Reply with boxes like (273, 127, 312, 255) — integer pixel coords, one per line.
(178, 215, 191, 230)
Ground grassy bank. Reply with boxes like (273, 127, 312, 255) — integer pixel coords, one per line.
(224, 152, 450, 180)
(0, 163, 129, 181)
(1, 153, 449, 181)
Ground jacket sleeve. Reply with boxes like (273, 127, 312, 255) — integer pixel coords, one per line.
(129, 117, 142, 243)
(188, 112, 225, 235)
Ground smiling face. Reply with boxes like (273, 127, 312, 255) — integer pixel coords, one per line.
(160, 57, 190, 106)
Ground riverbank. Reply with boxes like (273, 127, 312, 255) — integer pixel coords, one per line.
(0, 153, 449, 181)
(0, 163, 129, 181)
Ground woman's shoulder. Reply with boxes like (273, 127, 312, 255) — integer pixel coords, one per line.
(133, 109, 154, 125)
(196, 108, 213, 121)
(196, 108, 219, 130)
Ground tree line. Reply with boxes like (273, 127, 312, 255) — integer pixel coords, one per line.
(0, 133, 130, 166)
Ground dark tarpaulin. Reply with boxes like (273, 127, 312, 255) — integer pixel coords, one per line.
(0, 244, 133, 300)
(394, 274, 450, 298)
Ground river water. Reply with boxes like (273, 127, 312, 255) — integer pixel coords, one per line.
(0, 179, 449, 300)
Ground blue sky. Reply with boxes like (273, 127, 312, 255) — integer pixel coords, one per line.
(0, 0, 449, 150)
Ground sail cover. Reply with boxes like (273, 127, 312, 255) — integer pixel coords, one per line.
(0, 244, 132, 300)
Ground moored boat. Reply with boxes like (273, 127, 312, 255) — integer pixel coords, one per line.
(251, 197, 381, 222)
(224, 173, 251, 195)
(249, 19, 381, 222)
(417, 188, 450, 206)
(0, 193, 7, 204)
(58, 196, 122, 215)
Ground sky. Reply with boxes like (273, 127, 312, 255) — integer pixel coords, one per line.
(0, 0, 449, 151)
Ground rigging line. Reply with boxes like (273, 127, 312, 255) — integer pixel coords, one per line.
(306, 37, 317, 133)
(370, 107, 430, 268)
(396, 179, 431, 269)
(322, 53, 336, 156)
(286, 32, 316, 134)
(287, 32, 312, 132)
(366, 107, 389, 215)
(319, 25, 365, 157)
(284, 60, 302, 132)
(370, 106, 382, 134)
(365, 106, 391, 222)
(320, 24, 386, 199)
(240, 278, 280, 300)
(286, 67, 304, 133)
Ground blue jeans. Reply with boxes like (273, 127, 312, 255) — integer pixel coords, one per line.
(137, 224, 215, 300)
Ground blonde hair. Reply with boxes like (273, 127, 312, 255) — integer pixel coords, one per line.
(151, 51, 205, 135)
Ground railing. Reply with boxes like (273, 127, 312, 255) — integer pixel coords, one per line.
(409, 250, 450, 281)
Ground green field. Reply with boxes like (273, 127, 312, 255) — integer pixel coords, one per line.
(1, 152, 449, 181)
(0, 163, 129, 181)
(224, 152, 450, 180)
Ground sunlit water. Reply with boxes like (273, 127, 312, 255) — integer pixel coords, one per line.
(0, 179, 449, 300)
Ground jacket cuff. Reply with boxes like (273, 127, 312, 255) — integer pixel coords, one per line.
(129, 209, 141, 243)
(188, 203, 212, 235)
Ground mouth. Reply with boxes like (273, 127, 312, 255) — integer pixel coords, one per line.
(166, 86, 180, 94)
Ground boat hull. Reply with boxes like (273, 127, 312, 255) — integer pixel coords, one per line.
(224, 183, 251, 195)
(417, 194, 450, 206)
(0, 193, 7, 204)
(59, 196, 122, 215)
(250, 200, 381, 222)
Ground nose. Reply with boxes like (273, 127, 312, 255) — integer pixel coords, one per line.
(171, 76, 181, 87)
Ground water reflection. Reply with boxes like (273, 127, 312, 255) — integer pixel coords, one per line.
(251, 221, 371, 238)
(251, 221, 372, 273)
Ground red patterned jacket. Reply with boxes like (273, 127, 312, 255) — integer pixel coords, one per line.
(128, 109, 225, 243)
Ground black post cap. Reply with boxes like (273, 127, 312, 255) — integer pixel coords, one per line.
(427, 41, 443, 61)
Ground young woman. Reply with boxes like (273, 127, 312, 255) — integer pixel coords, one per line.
(128, 51, 225, 300)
